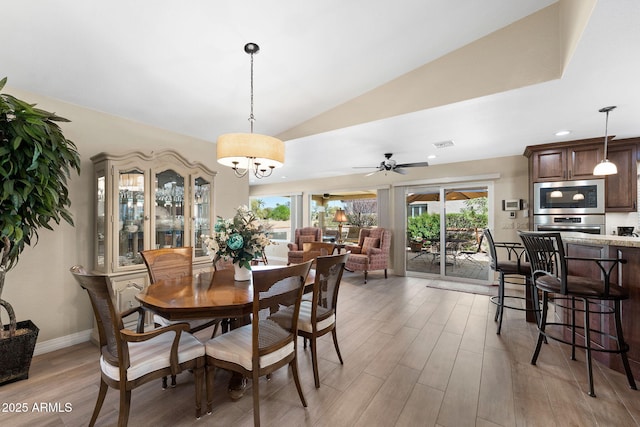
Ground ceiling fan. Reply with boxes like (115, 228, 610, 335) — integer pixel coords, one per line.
(355, 153, 430, 176)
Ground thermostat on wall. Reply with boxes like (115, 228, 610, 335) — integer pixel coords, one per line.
(502, 199, 523, 211)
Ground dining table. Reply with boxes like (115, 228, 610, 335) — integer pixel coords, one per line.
(135, 264, 316, 398)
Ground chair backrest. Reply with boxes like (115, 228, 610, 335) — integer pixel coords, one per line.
(69, 266, 123, 366)
(312, 252, 349, 316)
(483, 229, 499, 271)
(140, 247, 193, 283)
(518, 231, 567, 293)
(356, 228, 391, 256)
(251, 261, 313, 361)
(294, 227, 322, 248)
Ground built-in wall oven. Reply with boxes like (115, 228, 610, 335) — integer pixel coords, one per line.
(533, 179, 605, 234)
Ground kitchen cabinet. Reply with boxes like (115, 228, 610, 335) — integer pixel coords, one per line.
(529, 143, 603, 182)
(525, 137, 638, 213)
(90, 150, 216, 330)
(605, 142, 637, 212)
(562, 237, 640, 382)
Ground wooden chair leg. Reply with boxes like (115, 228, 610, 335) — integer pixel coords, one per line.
(194, 361, 204, 419)
(310, 337, 320, 388)
(252, 371, 261, 427)
(118, 387, 132, 427)
(290, 358, 307, 407)
(206, 365, 215, 414)
(89, 378, 109, 427)
(331, 328, 344, 365)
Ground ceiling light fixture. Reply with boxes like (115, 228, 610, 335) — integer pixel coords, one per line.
(555, 130, 571, 137)
(217, 42, 284, 179)
(593, 105, 617, 176)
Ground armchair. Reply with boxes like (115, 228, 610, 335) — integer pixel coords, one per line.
(345, 228, 391, 283)
(287, 227, 322, 265)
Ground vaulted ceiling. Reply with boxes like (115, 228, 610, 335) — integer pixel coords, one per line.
(3, 1, 639, 184)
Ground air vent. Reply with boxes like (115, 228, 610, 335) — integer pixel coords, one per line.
(433, 140, 454, 149)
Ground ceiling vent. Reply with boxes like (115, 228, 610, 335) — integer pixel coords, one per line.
(433, 140, 455, 149)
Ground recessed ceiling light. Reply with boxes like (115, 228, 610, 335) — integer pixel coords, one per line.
(555, 130, 571, 137)
(427, 154, 436, 159)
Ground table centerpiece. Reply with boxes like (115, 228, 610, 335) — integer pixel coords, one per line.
(203, 206, 271, 281)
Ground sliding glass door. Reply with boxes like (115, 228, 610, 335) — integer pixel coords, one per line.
(406, 184, 490, 282)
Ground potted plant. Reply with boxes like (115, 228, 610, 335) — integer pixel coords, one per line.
(0, 77, 81, 385)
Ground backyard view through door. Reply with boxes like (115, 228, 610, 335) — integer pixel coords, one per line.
(406, 185, 490, 282)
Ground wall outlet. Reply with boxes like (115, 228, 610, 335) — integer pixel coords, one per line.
(509, 211, 516, 218)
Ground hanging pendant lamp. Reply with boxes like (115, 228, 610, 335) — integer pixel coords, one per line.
(217, 43, 285, 179)
(593, 105, 617, 176)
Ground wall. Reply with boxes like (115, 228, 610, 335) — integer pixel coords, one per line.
(251, 154, 530, 268)
(2, 86, 248, 349)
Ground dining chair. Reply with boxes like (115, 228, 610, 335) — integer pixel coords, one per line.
(518, 231, 637, 397)
(69, 266, 205, 427)
(140, 246, 220, 387)
(484, 229, 535, 334)
(204, 261, 313, 427)
(272, 252, 349, 388)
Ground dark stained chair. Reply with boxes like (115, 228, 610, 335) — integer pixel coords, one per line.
(204, 261, 313, 427)
(484, 229, 535, 334)
(69, 265, 205, 427)
(271, 252, 349, 388)
(518, 231, 637, 397)
(140, 247, 219, 387)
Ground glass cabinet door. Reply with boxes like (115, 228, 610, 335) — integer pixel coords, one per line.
(154, 169, 185, 249)
(96, 173, 106, 271)
(193, 176, 212, 257)
(118, 169, 146, 267)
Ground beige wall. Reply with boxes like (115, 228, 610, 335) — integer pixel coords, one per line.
(251, 154, 530, 268)
(2, 86, 248, 345)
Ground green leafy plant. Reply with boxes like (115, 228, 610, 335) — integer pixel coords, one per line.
(0, 77, 81, 337)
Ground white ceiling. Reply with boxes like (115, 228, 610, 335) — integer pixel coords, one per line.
(3, 1, 639, 185)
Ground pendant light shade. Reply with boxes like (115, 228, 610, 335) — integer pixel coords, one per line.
(593, 106, 617, 176)
(217, 43, 285, 179)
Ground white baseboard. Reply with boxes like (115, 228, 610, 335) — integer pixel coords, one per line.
(33, 328, 93, 356)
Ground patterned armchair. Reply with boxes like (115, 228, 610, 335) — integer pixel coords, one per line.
(287, 227, 322, 265)
(345, 228, 391, 283)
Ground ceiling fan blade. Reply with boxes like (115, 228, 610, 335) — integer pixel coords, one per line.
(364, 170, 378, 177)
(396, 162, 430, 168)
(392, 168, 408, 175)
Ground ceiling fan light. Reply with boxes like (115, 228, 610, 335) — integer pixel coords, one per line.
(593, 159, 617, 176)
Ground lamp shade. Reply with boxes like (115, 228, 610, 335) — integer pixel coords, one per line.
(217, 133, 285, 169)
(333, 208, 348, 223)
(593, 159, 617, 176)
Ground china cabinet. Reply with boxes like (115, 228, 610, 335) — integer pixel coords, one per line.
(91, 150, 216, 327)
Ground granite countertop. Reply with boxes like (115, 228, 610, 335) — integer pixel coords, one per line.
(560, 232, 640, 248)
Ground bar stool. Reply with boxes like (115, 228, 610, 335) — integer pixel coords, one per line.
(518, 231, 637, 397)
(484, 229, 537, 334)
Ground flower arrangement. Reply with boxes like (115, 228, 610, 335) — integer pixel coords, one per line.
(202, 205, 271, 269)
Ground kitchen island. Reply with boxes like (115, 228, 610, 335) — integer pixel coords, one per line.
(556, 232, 639, 382)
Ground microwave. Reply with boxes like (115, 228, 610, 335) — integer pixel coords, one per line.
(533, 179, 605, 215)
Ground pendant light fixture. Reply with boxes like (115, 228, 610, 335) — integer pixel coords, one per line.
(593, 105, 617, 176)
(217, 43, 285, 179)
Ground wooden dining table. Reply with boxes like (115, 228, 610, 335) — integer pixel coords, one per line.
(136, 265, 315, 322)
(135, 264, 315, 399)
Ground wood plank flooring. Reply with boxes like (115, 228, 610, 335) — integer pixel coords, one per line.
(2, 273, 639, 426)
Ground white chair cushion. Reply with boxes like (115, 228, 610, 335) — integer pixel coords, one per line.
(205, 320, 294, 371)
(154, 314, 214, 331)
(297, 300, 335, 333)
(100, 331, 204, 382)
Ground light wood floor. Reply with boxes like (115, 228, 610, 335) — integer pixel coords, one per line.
(3, 272, 639, 426)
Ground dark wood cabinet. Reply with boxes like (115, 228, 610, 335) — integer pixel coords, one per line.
(605, 142, 638, 212)
(563, 242, 640, 382)
(530, 143, 602, 182)
(525, 137, 638, 212)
